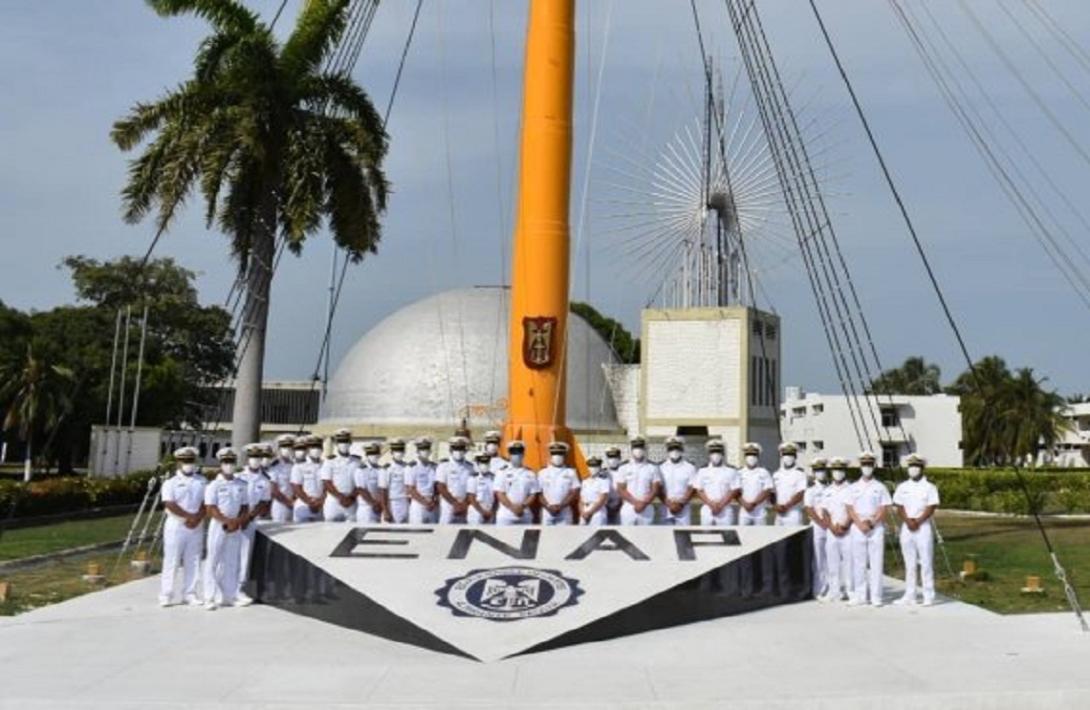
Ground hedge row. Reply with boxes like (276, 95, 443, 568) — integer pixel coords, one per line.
(0, 471, 159, 519)
(0, 467, 1088, 520)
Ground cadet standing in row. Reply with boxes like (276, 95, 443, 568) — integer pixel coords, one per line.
(158, 446, 207, 607)
(579, 456, 611, 525)
(354, 442, 385, 524)
(202, 447, 247, 610)
(291, 436, 325, 522)
(406, 437, 439, 524)
(268, 435, 296, 523)
(659, 436, 696, 526)
(820, 457, 854, 602)
(772, 442, 807, 526)
(603, 446, 624, 524)
(693, 438, 740, 525)
(436, 436, 473, 524)
(379, 438, 411, 523)
(847, 451, 891, 607)
(539, 441, 580, 526)
(495, 440, 539, 525)
(738, 442, 773, 526)
(236, 443, 271, 606)
(804, 457, 831, 599)
(468, 452, 498, 524)
(321, 429, 359, 522)
(483, 430, 509, 474)
(617, 437, 661, 525)
(893, 454, 940, 606)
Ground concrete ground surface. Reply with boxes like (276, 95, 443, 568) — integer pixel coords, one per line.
(0, 576, 1086, 710)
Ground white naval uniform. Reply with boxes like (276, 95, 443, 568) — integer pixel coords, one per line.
(803, 482, 831, 597)
(489, 456, 510, 475)
(379, 460, 411, 523)
(267, 459, 295, 522)
(693, 464, 741, 525)
(290, 460, 324, 522)
(618, 460, 661, 526)
(494, 466, 540, 526)
(659, 459, 697, 525)
(159, 471, 207, 604)
(202, 474, 247, 605)
(893, 477, 941, 604)
(467, 472, 497, 524)
(848, 477, 892, 605)
(738, 466, 774, 525)
(237, 468, 272, 597)
(605, 465, 624, 524)
(437, 458, 474, 524)
(353, 463, 384, 524)
(820, 481, 855, 600)
(772, 467, 808, 525)
(406, 460, 439, 524)
(579, 474, 612, 525)
(320, 455, 359, 522)
(538, 465, 580, 525)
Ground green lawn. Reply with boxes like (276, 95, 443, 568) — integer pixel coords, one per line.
(0, 513, 138, 561)
(0, 551, 150, 616)
(886, 511, 1090, 614)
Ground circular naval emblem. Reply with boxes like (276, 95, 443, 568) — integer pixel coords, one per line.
(436, 567, 582, 621)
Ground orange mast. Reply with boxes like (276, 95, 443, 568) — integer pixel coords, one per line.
(501, 0, 583, 472)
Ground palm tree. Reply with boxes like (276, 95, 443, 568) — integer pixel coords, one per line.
(1003, 368, 1070, 465)
(870, 356, 942, 395)
(0, 345, 75, 481)
(111, 0, 389, 447)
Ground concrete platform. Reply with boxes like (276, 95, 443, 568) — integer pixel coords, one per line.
(0, 577, 1086, 709)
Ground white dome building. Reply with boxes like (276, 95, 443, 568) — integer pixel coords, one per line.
(320, 287, 621, 437)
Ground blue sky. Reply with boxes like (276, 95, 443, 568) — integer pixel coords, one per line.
(2, 1, 1089, 396)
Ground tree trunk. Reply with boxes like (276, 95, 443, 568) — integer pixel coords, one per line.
(230, 205, 276, 450)
(23, 432, 32, 482)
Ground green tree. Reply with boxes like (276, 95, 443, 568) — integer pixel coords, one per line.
(570, 302, 640, 364)
(1004, 368, 1070, 463)
(869, 356, 942, 395)
(0, 344, 75, 481)
(112, 0, 389, 448)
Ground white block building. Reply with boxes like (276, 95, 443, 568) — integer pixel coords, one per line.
(1041, 402, 1090, 467)
(779, 387, 963, 468)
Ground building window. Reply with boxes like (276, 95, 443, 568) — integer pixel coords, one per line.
(882, 445, 899, 469)
(676, 425, 708, 436)
(753, 320, 763, 337)
(812, 440, 824, 451)
(764, 323, 777, 340)
(795, 441, 806, 451)
(812, 404, 824, 415)
(881, 407, 899, 428)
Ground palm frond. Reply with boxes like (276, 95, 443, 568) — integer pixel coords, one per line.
(280, 0, 350, 81)
(147, 0, 258, 34)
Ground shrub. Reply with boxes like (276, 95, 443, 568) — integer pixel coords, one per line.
(0, 470, 159, 519)
(887, 468, 1090, 515)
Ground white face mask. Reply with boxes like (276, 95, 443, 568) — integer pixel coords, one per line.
(366, 454, 380, 466)
(668, 449, 682, 462)
(418, 449, 432, 461)
(392, 450, 405, 462)
(606, 456, 621, 469)
(278, 447, 292, 460)
(475, 463, 490, 475)
(261, 456, 272, 468)
(632, 447, 646, 461)
(814, 469, 827, 482)
(181, 463, 197, 475)
(861, 465, 875, 478)
(451, 450, 465, 462)
(248, 457, 262, 470)
(220, 463, 236, 476)
(709, 452, 724, 465)
(293, 450, 307, 462)
(587, 466, 603, 477)
(336, 443, 350, 455)
(908, 465, 923, 479)
(782, 455, 796, 468)
(745, 455, 759, 468)
(550, 454, 565, 467)
(832, 469, 846, 482)
(510, 453, 524, 467)
(485, 443, 499, 455)
(307, 447, 322, 460)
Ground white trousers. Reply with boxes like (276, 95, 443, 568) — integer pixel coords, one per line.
(292, 501, 323, 523)
(660, 504, 692, 526)
(203, 523, 242, 605)
(355, 499, 382, 524)
(409, 500, 438, 525)
(824, 531, 853, 599)
(775, 508, 804, 526)
(495, 507, 532, 526)
(323, 497, 357, 522)
(620, 503, 655, 526)
(270, 500, 293, 523)
(900, 522, 936, 602)
(699, 504, 737, 526)
(385, 498, 409, 524)
(851, 524, 886, 604)
(739, 506, 769, 526)
(160, 519, 203, 602)
(236, 524, 257, 597)
(439, 499, 468, 524)
(581, 508, 608, 526)
(811, 525, 829, 597)
(541, 507, 573, 526)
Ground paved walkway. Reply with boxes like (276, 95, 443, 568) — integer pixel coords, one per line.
(0, 577, 1086, 709)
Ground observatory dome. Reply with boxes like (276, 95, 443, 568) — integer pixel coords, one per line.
(321, 287, 620, 432)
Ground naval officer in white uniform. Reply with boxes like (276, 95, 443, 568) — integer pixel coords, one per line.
(379, 438, 411, 523)
(290, 435, 325, 522)
(202, 447, 248, 610)
(483, 430, 509, 474)
(659, 436, 696, 525)
(436, 436, 474, 524)
(820, 457, 854, 602)
(617, 437, 661, 526)
(353, 441, 385, 524)
(693, 438, 740, 525)
(320, 428, 359, 522)
(494, 440, 540, 525)
(603, 446, 624, 524)
(772, 442, 808, 526)
(847, 451, 892, 607)
(267, 434, 296, 523)
(803, 457, 831, 599)
(406, 437, 439, 524)
(158, 446, 206, 607)
(738, 442, 773, 526)
(893, 453, 941, 606)
(236, 443, 272, 606)
(538, 441, 581, 526)
(579, 456, 611, 525)
(468, 452, 498, 524)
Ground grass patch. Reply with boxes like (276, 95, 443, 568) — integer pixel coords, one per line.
(0, 513, 137, 561)
(886, 511, 1090, 614)
(0, 551, 155, 616)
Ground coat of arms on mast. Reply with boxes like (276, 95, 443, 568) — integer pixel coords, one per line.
(522, 316, 557, 369)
